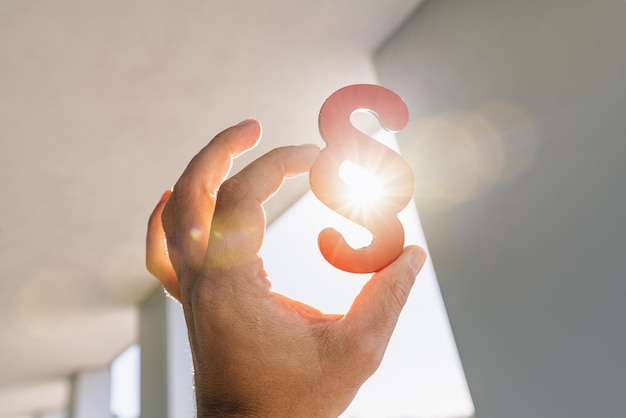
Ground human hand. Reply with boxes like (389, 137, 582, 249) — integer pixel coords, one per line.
(146, 119, 426, 417)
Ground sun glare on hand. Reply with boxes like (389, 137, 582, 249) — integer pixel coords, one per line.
(339, 160, 384, 209)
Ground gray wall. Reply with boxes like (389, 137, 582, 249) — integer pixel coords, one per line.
(375, 1, 626, 417)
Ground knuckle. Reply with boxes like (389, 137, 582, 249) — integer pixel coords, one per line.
(172, 174, 196, 199)
(216, 177, 247, 208)
(172, 175, 214, 214)
(352, 332, 385, 377)
(265, 147, 288, 167)
(385, 280, 410, 318)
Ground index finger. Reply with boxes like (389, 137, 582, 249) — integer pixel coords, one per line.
(169, 118, 262, 274)
(206, 144, 321, 271)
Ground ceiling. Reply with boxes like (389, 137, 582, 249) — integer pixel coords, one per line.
(0, 0, 424, 415)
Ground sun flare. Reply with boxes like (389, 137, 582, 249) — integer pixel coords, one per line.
(338, 160, 384, 209)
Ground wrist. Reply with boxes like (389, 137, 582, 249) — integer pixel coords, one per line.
(196, 405, 257, 418)
(196, 394, 335, 418)
(196, 394, 261, 418)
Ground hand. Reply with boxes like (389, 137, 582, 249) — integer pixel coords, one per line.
(146, 119, 426, 417)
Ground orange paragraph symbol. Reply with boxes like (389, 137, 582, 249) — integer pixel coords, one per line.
(309, 84, 415, 273)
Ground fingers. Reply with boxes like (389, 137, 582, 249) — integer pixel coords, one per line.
(207, 144, 320, 271)
(228, 144, 321, 205)
(146, 190, 181, 301)
(343, 245, 426, 353)
(170, 119, 262, 273)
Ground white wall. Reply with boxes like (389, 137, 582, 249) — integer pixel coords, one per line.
(375, 1, 626, 417)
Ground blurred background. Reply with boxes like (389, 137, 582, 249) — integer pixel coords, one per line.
(1, 0, 625, 417)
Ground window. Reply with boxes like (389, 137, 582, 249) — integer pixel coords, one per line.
(110, 344, 140, 418)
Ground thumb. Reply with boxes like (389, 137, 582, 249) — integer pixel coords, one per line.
(343, 246, 427, 344)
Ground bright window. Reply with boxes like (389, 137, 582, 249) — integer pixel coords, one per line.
(110, 344, 140, 418)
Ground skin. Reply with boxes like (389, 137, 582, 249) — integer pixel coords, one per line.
(146, 118, 427, 417)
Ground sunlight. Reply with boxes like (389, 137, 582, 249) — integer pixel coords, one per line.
(338, 160, 384, 209)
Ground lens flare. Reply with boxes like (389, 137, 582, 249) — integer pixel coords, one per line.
(189, 226, 203, 241)
(338, 160, 384, 209)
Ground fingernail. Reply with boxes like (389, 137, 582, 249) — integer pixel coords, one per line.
(409, 247, 426, 275)
(159, 189, 172, 203)
(236, 118, 257, 127)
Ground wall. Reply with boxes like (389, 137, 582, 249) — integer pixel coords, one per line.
(374, 1, 626, 417)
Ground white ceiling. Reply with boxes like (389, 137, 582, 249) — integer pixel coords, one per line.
(0, 0, 423, 415)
